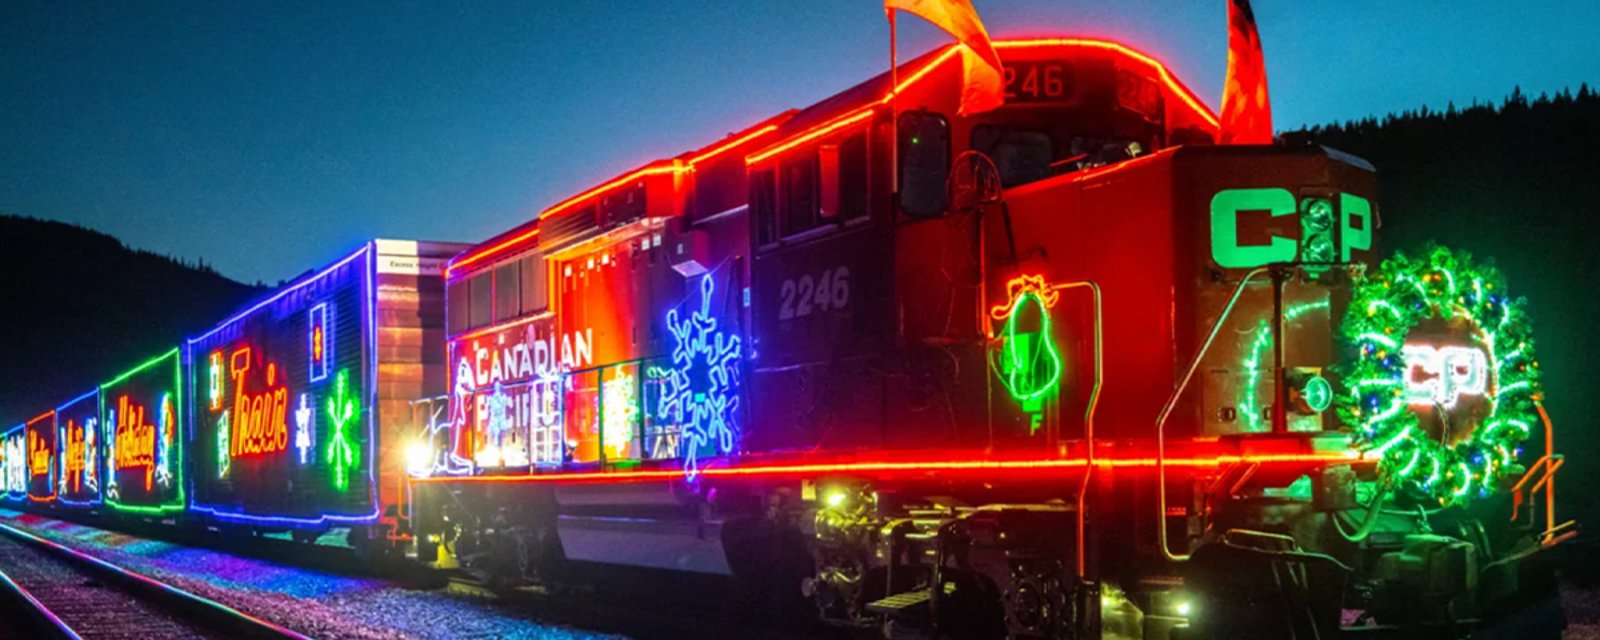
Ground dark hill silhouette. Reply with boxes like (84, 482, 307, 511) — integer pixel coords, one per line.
(0, 215, 266, 422)
(1284, 84, 1600, 565)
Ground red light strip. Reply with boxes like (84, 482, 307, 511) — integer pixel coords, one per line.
(448, 228, 540, 277)
(876, 45, 965, 106)
(448, 163, 682, 276)
(745, 110, 875, 165)
(455, 38, 1218, 275)
(24, 411, 52, 427)
(413, 451, 1366, 486)
(689, 124, 781, 167)
(993, 39, 1219, 129)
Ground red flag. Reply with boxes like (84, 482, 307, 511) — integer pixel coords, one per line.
(885, 0, 1004, 115)
(1220, 0, 1273, 144)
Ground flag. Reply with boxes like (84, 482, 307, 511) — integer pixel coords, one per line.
(885, 0, 1004, 115)
(1220, 0, 1273, 144)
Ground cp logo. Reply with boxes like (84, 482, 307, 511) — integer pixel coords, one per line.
(1402, 345, 1488, 409)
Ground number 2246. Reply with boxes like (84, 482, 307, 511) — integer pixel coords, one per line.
(778, 266, 850, 320)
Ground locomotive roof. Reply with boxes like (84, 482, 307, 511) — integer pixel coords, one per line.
(448, 37, 1218, 278)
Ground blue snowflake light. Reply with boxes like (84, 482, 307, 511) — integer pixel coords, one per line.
(659, 274, 743, 479)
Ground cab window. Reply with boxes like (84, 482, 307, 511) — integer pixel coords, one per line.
(898, 111, 949, 218)
(971, 125, 1054, 187)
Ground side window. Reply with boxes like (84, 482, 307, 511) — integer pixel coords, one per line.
(839, 133, 868, 220)
(493, 261, 520, 322)
(781, 155, 819, 236)
(520, 254, 547, 314)
(898, 111, 950, 218)
(468, 272, 492, 329)
(820, 135, 869, 222)
(447, 280, 468, 335)
(751, 169, 777, 245)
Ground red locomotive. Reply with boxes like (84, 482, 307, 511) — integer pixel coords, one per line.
(410, 37, 1568, 638)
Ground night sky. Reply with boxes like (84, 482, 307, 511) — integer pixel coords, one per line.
(3, 1, 1596, 283)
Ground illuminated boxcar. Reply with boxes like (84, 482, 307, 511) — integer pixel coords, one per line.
(23, 409, 57, 504)
(99, 348, 185, 517)
(1, 423, 24, 503)
(55, 389, 101, 508)
(185, 239, 464, 544)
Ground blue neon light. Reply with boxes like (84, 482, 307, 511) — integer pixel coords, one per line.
(658, 273, 743, 480)
(186, 241, 381, 527)
(55, 388, 102, 508)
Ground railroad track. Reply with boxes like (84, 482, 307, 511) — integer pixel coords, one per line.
(0, 522, 307, 640)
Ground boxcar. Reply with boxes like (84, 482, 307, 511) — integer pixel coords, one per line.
(185, 239, 464, 545)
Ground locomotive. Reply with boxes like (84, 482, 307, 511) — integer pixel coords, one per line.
(0, 36, 1569, 639)
(409, 37, 1570, 638)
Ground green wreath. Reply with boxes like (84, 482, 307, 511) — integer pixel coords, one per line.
(1338, 246, 1540, 505)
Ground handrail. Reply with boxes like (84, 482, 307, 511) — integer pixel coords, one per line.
(1050, 281, 1103, 578)
(1511, 401, 1574, 546)
(1155, 267, 1268, 562)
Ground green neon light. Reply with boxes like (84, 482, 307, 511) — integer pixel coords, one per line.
(1302, 375, 1333, 413)
(100, 348, 186, 516)
(1337, 245, 1540, 506)
(997, 292, 1063, 412)
(325, 369, 360, 492)
(1237, 300, 1329, 432)
(216, 411, 230, 478)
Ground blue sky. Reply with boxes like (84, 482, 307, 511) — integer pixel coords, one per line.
(3, 1, 1596, 283)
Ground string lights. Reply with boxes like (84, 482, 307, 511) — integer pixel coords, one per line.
(1337, 246, 1540, 505)
(989, 275, 1064, 425)
(659, 274, 743, 479)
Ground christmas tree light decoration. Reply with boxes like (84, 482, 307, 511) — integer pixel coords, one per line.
(1337, 246, 1540, 505)
(325, 369, 361, 491)
(602, 367, 639, 461)
(989, 275, 1063, 421)
(659, 274, 743, 479)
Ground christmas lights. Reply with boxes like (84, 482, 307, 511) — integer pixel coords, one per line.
(308, 302, 330, 383)
(56, 389, 100, 506)
(989, 275, 1063, 422)
(100, 348, 185, 515)
(325, 369, 360, 492)
(187, 242, 380, 527)
(601, 365, 640, 461)
(1237, 300, 1330, 433)
(2, 426, 23, 500)
(659, 274, 743, 479)
(294, 393, 313, 465)
(1337, 246, 1539, 505)
(24, 411, 55, 502)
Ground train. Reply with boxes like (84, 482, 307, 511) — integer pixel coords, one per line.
(1, 36, 1572, 639)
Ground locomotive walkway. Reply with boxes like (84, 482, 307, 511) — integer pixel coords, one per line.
(0, 522, 307, 640)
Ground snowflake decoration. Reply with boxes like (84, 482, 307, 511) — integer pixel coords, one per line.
(659, 274, 743, 479)
(294, 394, 314, 465)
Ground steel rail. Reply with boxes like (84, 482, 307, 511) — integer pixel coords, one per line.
(0, 521, 310, 640)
